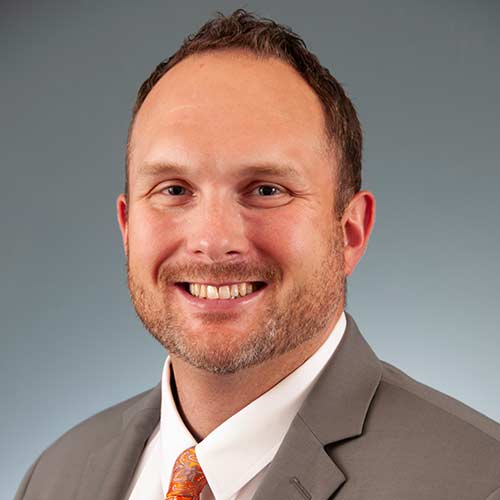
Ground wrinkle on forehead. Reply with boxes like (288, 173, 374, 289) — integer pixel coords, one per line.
(162, 104, 202, 114)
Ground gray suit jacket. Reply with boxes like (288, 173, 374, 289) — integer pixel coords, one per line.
(15, 314, 500, 499)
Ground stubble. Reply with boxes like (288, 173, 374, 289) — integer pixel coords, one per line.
(127, 222, 345, 374)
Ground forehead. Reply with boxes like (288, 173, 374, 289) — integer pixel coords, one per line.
(128, 50, 331, 179)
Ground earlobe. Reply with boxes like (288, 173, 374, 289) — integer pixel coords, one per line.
(116, 194, 129, 257)
(341, 190, 376, 276)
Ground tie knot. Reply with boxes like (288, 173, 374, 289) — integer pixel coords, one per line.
(166, 446, 207, 500)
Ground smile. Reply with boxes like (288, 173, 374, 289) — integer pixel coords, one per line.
(178, 281, 267, 300)
(175, 281, 268, 311)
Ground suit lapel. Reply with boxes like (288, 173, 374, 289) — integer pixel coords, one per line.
(253, 313, 382, 500)
(76, 383, 161, 500)
(252, 414, 346, 500)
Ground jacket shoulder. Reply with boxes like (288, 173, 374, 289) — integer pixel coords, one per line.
(45, 386, 156, 454)
(14, 385, 159, 500)
(331, 361, 500, 498)
(380, 361, 500, 443)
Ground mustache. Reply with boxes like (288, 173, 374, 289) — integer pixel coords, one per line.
(158, 261, 281, 284)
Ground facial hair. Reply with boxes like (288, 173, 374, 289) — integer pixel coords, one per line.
(127, 222, 345, 374)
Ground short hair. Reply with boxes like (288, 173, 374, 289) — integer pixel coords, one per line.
(126, 8, 362, 216)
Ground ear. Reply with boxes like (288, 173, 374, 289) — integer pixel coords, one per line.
(116, 193, 129, 257)
(341, 190, 376, 276)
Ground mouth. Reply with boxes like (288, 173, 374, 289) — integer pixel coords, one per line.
(174, 281, 268, 311)
(176, 281, 267, 298)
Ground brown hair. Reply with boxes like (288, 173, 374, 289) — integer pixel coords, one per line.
(126, 8, 362, 216)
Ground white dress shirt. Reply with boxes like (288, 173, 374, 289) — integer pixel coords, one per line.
(126, 311, 346, 500)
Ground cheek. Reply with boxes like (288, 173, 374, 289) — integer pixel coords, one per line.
(248, 209, 321, 269)
(127, 210, 182, 275)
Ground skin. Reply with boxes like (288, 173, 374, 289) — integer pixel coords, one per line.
(117, 49, 375, 440)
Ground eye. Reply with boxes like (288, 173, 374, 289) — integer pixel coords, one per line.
(245, 183, 291, 207)
(252, 184, 284, 197)
(162, 185, 189, 196)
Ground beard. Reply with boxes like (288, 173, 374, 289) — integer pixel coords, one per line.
(127, 222, 345, 374)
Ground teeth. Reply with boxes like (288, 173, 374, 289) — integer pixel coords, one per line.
(186, 282, 258, 299)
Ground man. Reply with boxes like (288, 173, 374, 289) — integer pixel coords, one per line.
(15, 9, 500, 500)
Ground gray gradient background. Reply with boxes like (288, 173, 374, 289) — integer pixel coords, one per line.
(2, 0, 499, 497)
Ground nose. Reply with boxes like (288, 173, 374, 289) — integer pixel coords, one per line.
(185, 192, 249, 262)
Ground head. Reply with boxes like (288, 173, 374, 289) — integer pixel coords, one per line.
(117, 9, 375, 374)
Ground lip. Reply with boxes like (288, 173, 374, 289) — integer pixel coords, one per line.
(175, 283, 268, 311)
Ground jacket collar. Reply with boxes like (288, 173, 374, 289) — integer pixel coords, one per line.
(252, 312, 382, 500)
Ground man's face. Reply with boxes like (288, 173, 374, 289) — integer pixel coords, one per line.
(119, 50, 346, 374)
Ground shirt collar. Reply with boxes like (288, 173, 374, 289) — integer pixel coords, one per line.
(160, 311, 346, 499)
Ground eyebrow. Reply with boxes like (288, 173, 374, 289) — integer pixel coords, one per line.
(137, 161, 305, 182)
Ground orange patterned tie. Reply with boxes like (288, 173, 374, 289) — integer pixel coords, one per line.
(165, 446, 207, 500)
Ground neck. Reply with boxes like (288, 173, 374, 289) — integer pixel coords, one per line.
(169, 308, 343, 441)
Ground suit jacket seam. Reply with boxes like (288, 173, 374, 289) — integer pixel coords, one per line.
(381, 379, 500, 445)
(122, 405, 161, 427)
(16, 453, 41, 499)
(485, 485, 500, 499)
(296, 413, 323, 445)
